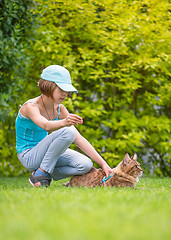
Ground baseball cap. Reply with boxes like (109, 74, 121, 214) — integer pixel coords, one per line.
(41, 65, 78, 93)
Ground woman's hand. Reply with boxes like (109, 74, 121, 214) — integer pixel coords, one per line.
(102, 163, 113, 177)
(64, 114, 83, 126)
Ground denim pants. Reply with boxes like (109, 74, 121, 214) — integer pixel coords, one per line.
(17, 126, 93, 180)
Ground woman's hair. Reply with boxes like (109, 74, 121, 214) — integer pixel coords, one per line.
(38, 79, 57, 99)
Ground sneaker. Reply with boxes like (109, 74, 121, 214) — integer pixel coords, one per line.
(29, 172, 52, 187)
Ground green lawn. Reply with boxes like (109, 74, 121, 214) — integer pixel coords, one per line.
(0, 177, 171, 240)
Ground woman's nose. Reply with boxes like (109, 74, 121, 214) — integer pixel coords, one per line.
(62, 91, 68, 96)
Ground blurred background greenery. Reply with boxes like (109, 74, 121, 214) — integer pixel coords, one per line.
(0, 0, 170, 177)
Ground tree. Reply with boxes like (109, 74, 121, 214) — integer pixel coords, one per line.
(0, 0, 37, 176)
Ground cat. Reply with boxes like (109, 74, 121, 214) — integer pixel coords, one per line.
(63, 153, 143, 188)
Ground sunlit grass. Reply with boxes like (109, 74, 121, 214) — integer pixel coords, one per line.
(0, 177, 171, 240)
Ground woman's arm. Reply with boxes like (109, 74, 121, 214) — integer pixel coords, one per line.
(74, 130, 113, 177)
(23, 103, 82, 132)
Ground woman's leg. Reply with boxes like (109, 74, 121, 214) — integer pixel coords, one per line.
(51, 148, 93, 180)
(18, 126, 76, 173)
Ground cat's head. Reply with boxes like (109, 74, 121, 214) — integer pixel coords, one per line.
(119, 153, 143, 178)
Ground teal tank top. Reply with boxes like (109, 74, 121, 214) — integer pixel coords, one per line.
(16, 101, 60, 154)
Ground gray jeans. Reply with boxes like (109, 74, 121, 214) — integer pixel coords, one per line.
(18, 126, 93, 180)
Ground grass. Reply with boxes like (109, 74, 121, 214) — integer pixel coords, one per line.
(0, 177, 171, 240)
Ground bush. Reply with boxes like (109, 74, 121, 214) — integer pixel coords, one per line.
(27, 0, 170, 176)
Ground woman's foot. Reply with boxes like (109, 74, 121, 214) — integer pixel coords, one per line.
(29, 171, 52, 187)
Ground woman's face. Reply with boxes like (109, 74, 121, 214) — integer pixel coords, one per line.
(52, 86, 68, 103)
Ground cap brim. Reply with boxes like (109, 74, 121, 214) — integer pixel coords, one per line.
(55, 82, 78, 93)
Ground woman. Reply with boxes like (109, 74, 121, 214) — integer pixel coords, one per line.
(16, 65, 113, 187)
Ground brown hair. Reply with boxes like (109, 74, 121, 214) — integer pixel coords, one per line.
(38, 79, 57, 99)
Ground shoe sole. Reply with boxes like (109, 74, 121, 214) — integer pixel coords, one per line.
(29, 178, 35, 187)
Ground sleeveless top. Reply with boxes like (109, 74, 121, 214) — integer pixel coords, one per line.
(15, 101, 60, 154)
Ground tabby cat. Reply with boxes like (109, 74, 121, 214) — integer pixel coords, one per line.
(63, 153, 143, 188)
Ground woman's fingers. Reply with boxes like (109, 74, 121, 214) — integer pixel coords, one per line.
(65, 114, 83, 125)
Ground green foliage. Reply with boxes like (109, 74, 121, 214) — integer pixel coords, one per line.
(0, 0, 37, 176)
(0, 0, 170, 176)
(27, 0, 170, 176)
(0, 0, 37, 93)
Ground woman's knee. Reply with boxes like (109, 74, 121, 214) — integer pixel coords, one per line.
(79, 158, 93, 175)
(53, 126, 76, 143)
(62, 126, 76, 143)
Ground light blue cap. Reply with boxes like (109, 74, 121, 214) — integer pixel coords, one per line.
(41, 65, 78, 93)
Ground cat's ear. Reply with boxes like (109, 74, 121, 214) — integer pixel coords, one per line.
(131, 152, 137, 161)
(123, 153, 130, 164)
